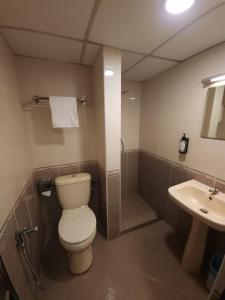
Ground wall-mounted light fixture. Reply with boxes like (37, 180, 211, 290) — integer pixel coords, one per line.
(202, 73, 225, 88)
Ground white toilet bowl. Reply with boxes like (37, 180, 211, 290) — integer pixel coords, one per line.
(55, 173, 96, 275)
(58, 206, 96, 274)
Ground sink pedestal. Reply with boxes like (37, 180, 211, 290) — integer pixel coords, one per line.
(182, 217, 208, 273)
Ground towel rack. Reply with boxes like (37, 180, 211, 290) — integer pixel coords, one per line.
(23, 95, 86, 111)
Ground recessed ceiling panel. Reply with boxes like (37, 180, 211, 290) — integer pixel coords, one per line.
(123, 57, 177, 81)
(2, 29, 83, 63)
(154, 5, 225, 60)
(122, 51, 144, 73)
(89, 0, 224, 54)
(0, 0, 95, 39)
(83, 43, 100, 66)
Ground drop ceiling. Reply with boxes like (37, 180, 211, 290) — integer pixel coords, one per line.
(0, 0, 225, 81)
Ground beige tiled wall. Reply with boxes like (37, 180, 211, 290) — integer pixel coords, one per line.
(140, 42, 225, 181)
(16, 56, 96, 168)
(0, 35, 33, 230)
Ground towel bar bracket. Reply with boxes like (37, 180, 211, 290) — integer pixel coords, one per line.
(32, 95, 86, 105)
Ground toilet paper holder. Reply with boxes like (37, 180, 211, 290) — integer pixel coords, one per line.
(37, 178, 53, 197)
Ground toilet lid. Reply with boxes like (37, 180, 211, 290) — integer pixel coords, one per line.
(58, 206, 96, 245)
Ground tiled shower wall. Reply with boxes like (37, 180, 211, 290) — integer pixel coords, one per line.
(121, 150, 139, 196)
(138, 150, 225, 267)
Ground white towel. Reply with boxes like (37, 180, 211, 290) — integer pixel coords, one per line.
(49, 96, 79, 128)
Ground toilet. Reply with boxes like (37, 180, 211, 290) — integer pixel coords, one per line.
(55, 173, 96, 274)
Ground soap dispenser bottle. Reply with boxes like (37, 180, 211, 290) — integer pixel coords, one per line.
(179, 133, 189, 154)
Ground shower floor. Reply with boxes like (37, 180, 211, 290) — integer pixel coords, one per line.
(121, 193, 158, 232)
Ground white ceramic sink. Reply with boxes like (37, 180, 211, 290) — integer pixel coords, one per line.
(169, 180, 225, 232)
(168, 180, 225, 273)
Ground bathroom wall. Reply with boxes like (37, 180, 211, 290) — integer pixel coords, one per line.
(121, 80, 141, 151)
(104, 47, 121, 172)
(92, 49, 106, 172)
(139, 42, 225, 271)
(92, 49, 107, 232)
(0, 175, 45, 300)
(92, 47, 121, 239)
(0, 34, 44, 300)
(104, 47, 121, 239)
(138, 150, 225, 275)
(0, 35, 33, 229)
(121, 80, 141, 195)
(140, 42, 225, 181)
(16, 57, 96, 168)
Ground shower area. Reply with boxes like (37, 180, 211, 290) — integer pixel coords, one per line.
(120, 80, 158, 233)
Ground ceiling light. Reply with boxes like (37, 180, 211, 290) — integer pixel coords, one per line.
(104, 70, 114, 76)
(104, 66, 114, 77)
(129, 97, 136, 100)
(210, 75, 225, 83)
(165, 0, 195, 14)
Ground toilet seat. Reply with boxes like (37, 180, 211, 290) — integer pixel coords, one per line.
(58, 206, 96, 246)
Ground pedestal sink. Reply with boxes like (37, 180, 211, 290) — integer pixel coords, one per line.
(168, 180, 225, 273)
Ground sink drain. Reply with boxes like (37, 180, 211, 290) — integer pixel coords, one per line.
(200, 208, 208, 214)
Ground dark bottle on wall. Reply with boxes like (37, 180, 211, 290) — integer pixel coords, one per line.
(179, 133, 189, 154)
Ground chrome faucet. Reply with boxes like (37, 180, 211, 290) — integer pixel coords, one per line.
(209, 187, 219, 199)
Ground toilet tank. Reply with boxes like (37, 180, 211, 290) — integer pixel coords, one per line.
(55, 173, 91, 209)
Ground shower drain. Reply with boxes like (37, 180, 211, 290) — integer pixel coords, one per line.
(200, 208, 208, 214)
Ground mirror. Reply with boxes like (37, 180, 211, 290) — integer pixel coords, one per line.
(201, 84, 225, 140)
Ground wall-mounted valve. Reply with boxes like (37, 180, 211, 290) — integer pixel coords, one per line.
(15, 226, 38, 249)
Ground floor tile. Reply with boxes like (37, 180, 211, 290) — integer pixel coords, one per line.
(38, 221, 208, 300)
(121, 193, 157, 231)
